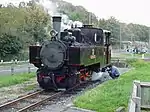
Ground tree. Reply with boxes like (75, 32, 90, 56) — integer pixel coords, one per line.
(19, 2, 26, 8)
(56, 0, 98, 25)
(98, 18, 107, 29)
(0, 7, 27, 60)
(0, 3, 51, 60)
(7, 3, 15, 8)
(105, 17, 120, 41)
(0, 33, 23, 61)
(0, 4, 2, 8)
(24, 4, 50, 43)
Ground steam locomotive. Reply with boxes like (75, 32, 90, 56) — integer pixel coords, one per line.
(29, 16, 112, 90)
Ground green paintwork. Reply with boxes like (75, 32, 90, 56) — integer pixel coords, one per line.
(79, 46, 107, 67)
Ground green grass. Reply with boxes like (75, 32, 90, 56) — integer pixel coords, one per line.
(120, 53, 150, 58)
(0, 73, 35, 88)
(74, 60, 150, 112)
(23, 84, 37, 91)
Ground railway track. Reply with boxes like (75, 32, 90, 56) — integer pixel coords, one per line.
(0, 81, 94, 112)
(0, 90, 62, 112)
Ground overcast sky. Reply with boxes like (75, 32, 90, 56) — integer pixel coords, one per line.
(1, 0, 150, 26)
(64, 0, 150, 26)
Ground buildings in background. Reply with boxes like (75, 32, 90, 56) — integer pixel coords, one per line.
(121, 41, 148, 53)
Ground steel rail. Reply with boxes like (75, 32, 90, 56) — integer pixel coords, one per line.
(0, 90, 44, 109)
(17, 83, 86, 112)
(17, 92, 62, 112)
(0, 81, 89, 112)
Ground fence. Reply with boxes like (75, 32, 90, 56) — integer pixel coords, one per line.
(0, 60, 29, 65)
(128, 80, 150, 112)
(9, 65, 37, 75)
(0, 63, 37, 75)
(0, 59, 127, 75)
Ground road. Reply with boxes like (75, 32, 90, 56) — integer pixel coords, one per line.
(0, 63, 37, 76)
(118, 67, 131, 74)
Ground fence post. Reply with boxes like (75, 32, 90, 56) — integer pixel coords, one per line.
(11, 60, 14, 64)
(117, 59, 119, 67)
(134, 80, 141, 112)
(142, 54, 144, 59)
(28, 64, 31, 73)
(11, 66, 14, 75)
(0, 60, 3, 64)
(15, 59, 18, 64)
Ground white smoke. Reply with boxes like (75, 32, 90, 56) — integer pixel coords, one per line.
(73, 21, 83, 27)
(60, 15, 83, 31)
(37, 0, 58, 16)
(37, 0, 83, 31)
(61, 14, 73, 31)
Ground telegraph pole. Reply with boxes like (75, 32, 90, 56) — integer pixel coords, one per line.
(91, 13, 92, 25)
(119, 24, 122, 52)
(88, 12, 91, 24)
(88, 12, 92, 25)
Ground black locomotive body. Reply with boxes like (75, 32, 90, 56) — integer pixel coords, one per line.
(29, 16, 111, 90)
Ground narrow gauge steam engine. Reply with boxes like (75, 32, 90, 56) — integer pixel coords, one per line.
(29, 16, 111, 90)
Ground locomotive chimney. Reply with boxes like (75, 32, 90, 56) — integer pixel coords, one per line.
(52, 16, 62, 39)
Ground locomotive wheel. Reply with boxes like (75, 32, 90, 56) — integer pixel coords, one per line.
(36, 69, 47, 89)
(66, 74, 77, 90)
(36, 69, 56, 90)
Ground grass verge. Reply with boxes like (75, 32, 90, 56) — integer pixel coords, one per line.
(23, 84, 37, 91)
(0, 73, 35, 88)
(120, 53, 150, 58)
(74, 60, 150, 112)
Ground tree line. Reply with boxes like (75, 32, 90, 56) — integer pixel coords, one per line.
(57, 0, 149, 44)
(98, 17, 149, 44)
(0, 0, 149, 61)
